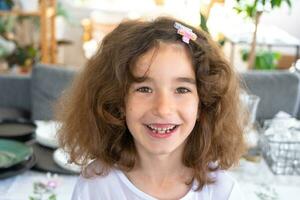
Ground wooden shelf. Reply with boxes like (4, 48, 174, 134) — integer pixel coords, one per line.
(40, 0, 57, 63)
(0, 0, 57, 64)
(0, 10, 40, 16)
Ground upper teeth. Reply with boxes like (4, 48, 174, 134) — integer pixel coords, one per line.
(147, 124, 176, 133)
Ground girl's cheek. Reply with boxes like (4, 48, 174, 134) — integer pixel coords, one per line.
(126, 94, 152, 106)
(177, 94, 199, 104)
(178, 96, 199, 113)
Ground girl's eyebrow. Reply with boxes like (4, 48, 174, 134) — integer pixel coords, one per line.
(135, 77, 196, 85)
(175, 77, 196, 85)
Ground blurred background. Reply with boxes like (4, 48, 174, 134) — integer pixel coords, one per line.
(0, 0, 299, 73)
(1, 1, 300, 200)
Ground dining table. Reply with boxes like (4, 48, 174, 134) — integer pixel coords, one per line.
(0, 170, 77, 200)
(0, 158, 300, 200)
(230, 158, 300, 200)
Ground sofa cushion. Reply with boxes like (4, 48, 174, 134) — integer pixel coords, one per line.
(0, 74, 31, 112)
(31, 64, 76, 120)
(240, 71, 300, 122)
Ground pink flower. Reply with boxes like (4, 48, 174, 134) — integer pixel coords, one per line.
(47, 180, 58, 189)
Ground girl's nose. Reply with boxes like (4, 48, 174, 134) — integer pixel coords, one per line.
(152, 91, 174, 117)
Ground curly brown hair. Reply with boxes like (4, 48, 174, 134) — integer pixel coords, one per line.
(56, 16, 247, 190)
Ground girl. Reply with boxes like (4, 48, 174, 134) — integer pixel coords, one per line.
(57, 17, 246, 200)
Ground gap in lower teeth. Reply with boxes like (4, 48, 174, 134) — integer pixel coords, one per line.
(147, 125, 177, 134)
(153, 126, 176, 134)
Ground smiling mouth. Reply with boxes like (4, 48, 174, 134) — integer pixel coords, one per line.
(145, 124, 179, 134)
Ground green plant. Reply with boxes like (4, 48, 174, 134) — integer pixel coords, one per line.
(200, 11, 226, 46)
(29, 180, 57, 200)
(200, 12, 209, 33)
(255, 183, 279, 200)
(56, 1, 77, 25)
(0, 36, 15, 59)
(241, 49, 281, 70)
(0, 15, 39, 69)
(235, 0, 292, 69)
(6, 44, 39, 68)
(0, 16, 17, 60)
(4, 0, 14, 7)
(57, 2, 70, 20)
(0, 16, 16, 36)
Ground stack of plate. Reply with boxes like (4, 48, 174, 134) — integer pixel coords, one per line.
(53, 148, 81, 173)
(0, 119, 80, 177)
(0, 139, 36, 179)
(0, 119, 36, 141)
(35, 120, 59, 149)
(34, 121, 81, 174)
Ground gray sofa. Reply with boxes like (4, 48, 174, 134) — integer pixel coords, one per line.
(0, 64, 300, 122)
(241, 70, 300, 122)
(0, 64, 75, 120)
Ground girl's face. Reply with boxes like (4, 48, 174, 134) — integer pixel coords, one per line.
(125, 42, 199, 158)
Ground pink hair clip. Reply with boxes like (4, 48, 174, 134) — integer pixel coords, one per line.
(174, 22, 197, 44)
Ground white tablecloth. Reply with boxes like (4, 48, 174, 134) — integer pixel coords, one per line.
(0, 171, 77, 200)
(0, 159, 300, 200)
(230, 159, 300, 200)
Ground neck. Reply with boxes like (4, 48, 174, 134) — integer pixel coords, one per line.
(140, 155, 185, 180)
(128, 145, 193, 185)
(124, 146, 194, 200)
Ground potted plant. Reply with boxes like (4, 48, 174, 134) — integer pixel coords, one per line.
(241, 49, 281, 70)
(0, 16, 16, 72)
(6, 44, 39, 73)
(234, 0, 292, 69)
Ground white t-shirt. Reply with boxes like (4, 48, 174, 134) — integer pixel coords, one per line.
(71, 167, 244, 200)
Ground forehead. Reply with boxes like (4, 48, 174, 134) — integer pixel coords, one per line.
(133, 42, 193, 77)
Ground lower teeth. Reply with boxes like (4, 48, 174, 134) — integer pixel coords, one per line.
(156, 130, 169, 134)
(148, 126, 176, 135)
(150, 127, 176, 134)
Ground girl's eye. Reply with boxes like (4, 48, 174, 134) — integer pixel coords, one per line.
(136, 87, 152, 93)
(176, 87, 191, 94)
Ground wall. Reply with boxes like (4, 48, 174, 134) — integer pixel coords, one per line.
(59, 0, 300, 69)
(261, 1, 300, 40)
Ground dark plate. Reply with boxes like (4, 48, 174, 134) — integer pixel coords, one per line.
(31, 142, 78, 175)
(0, 119, 36, 141)
(0, 154, 36, 179)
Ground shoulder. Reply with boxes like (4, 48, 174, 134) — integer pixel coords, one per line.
(71, 161, 124, 200)
(71, 171, 120, 199)
(207, 170, 244, 200)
